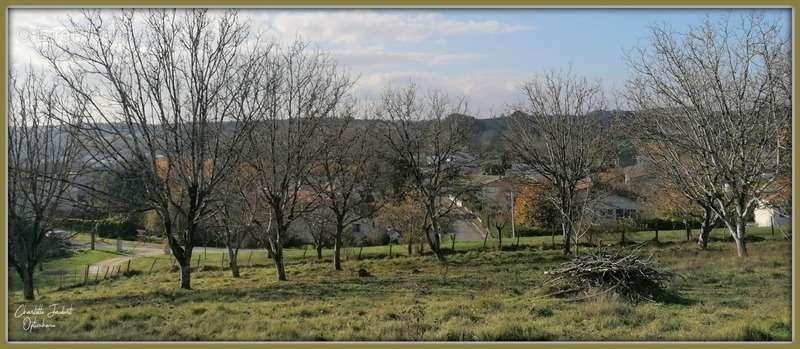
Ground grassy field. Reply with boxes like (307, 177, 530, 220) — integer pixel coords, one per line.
(7, 225, 792, 341)
(8, 249, 127, 293)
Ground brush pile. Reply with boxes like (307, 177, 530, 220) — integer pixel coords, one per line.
(543, 245, 673, 302)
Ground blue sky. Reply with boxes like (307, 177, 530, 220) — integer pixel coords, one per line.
(10, 8, 792, 116)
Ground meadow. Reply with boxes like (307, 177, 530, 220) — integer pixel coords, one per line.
(7, 226, 792, 341)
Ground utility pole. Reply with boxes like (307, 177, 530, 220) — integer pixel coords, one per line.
(510, 190, 516, 242)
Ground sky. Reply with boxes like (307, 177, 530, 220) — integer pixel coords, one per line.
(9, 8, 792, 116)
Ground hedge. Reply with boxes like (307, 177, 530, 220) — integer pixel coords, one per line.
(58, 216, 139, 240)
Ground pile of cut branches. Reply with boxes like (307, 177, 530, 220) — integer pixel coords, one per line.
(542, 244, 673, 302)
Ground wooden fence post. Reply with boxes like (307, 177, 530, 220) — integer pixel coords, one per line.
(126, 260, 131, 274)
(103, 266, 110, 280)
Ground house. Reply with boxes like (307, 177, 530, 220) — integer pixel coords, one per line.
(754, 203, 791, 228)
(754, 189, 791, 228)
(594, 194, 641, 221)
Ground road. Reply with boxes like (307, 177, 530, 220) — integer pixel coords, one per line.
(448, 219, 486, 241)
(72, 240, 164, 277)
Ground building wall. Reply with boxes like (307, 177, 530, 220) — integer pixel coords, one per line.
(754, 206, 791, 227)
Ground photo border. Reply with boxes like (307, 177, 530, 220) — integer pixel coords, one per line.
(1, 2, 796, 348)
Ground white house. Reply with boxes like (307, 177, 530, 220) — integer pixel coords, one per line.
(754, 200, 791, 227)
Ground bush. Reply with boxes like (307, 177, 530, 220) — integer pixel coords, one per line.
(59, 215, 139, 240)
(516, 227, 553, 237)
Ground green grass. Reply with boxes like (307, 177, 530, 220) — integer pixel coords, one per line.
(8, 249, 127, 293)
(8, 235, 791, 341)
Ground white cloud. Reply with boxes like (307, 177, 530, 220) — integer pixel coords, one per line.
(249, 10, 531, 46)
(333, 46, 482, 69)
(8, 9, 531, 117)
(355, 70, 526, 116)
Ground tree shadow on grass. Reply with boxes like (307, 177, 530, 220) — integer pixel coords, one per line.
(51, 269, 500, 310)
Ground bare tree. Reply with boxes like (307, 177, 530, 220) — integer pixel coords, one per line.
(309, 109, 381, 270)
(376, 194, 425, 256)
(633, 158, 719, 249)
(38, 9, 267, 288)
(626, 14, 791, 256)
(506, 70, 614, 255)
(483, 194, 509, 250)
(570, 181, 606, 253)
(8, 68, 84, 300)
(377, 84, 472, 262)
(210, 177, 253, 278)
(304, 207, 335, 260)
(240, 40, 354, 281)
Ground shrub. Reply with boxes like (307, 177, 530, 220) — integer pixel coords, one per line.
(59, 216, 139, 240)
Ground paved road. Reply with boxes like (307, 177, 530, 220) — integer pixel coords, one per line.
(448, 219, 486, 241)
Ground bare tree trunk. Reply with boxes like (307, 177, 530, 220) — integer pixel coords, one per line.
(179, 262, 191, 290)
(316, 245, 323, 260)
(697, 208, 714, 250)
(497, 228, 503, 249)
(273, 248, 287, 281)
(428, 219, 446, 262)
(333, 228, 343, 271)
(21, 268, 35, 301)
(408, 235, 414, 256)
(426, 230, 445, 261)
(482, 229, 489, 250)
(168, 235, 193, 290)
(684, 219, 691, 241)
(227, 247, 240, 278)
(734, 218, 748, 257)
(562, 222, 572, 255)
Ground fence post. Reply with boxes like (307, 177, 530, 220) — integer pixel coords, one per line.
(126, 260, 131, 274)
(84, 265, 89, 285)
(103, 266, 110, 280)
